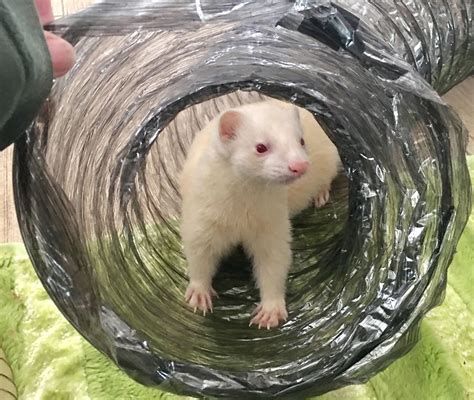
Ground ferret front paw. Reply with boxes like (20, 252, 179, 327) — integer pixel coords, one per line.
(185, 282, 217, 316)
(249, 300, 288, 329)
(314, 187, 330, 208)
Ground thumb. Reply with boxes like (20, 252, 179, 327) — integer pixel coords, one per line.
(44, 31, 76, 78)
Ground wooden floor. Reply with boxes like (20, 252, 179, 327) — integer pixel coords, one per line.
(50, 0, 94, 19)
(0, 2, 472, 243)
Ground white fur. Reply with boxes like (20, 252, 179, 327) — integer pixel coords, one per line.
(180, 100, 341, 328)
(283, 102, 341, 216)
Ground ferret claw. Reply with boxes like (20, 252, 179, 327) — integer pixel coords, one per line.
(314, 187, 331, 208)
(185, 282, 217, 316)
(251, 304, 262, 317)
(250, 302, 288, 330)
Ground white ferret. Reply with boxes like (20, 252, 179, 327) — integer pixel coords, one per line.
(179, 100, 341, 329)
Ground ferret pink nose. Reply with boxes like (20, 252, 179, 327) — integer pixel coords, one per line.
(288, 160, 309, 176)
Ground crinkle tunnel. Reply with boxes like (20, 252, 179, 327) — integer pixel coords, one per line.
(12, 1, 473, 398)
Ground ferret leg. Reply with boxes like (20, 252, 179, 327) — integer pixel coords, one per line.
(245, 228, 291, 329)
(183, 236, 230, 315)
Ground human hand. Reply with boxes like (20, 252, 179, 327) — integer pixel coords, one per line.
(35, 0, 75, 78)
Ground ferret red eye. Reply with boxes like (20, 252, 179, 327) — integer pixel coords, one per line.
(256, 144, 268, 154)
(300, 138, 305, 146)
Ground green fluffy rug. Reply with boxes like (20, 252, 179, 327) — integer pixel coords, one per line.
(1, 157, 473, 399)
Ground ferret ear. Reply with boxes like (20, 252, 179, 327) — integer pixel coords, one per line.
(218, 111, 241, 141)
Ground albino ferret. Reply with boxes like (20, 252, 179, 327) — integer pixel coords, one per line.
(179, 100, 340, 329)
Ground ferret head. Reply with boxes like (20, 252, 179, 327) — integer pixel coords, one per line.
(215, 102, 310, 184)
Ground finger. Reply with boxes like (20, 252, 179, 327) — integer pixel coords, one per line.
(35, 0, 54, 25)
(34, 0, 54, 25)
(44, 31, 76, 78)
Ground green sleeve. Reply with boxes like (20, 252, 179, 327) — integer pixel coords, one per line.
(0, 0, 53, 151)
